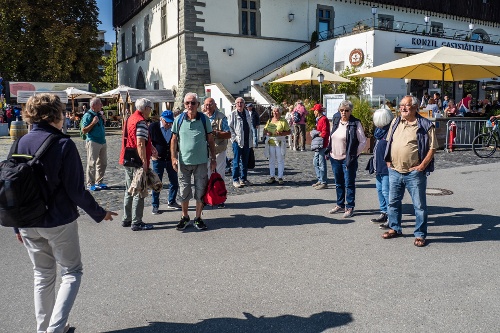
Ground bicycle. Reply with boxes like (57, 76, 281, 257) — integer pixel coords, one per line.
(472, 119, 500, 158)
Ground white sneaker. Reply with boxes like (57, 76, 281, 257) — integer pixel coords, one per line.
(233, 181, 242, 188)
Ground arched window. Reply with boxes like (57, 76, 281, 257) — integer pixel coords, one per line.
(136, 68, 146, 89)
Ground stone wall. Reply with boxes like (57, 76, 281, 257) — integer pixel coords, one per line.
(176, 0, 211, 108)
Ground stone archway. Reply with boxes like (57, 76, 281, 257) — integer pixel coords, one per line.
(136, 67, 146, 89)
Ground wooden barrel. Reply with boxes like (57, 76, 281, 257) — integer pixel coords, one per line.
(9, 120, 28, 141)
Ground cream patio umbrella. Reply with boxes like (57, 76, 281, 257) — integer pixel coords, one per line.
(348, 46, 500, 93)
(64, 87, 96, 112)
(270, 66, 351, 85)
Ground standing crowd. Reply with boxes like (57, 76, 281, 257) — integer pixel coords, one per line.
(11, 92, 437, 332)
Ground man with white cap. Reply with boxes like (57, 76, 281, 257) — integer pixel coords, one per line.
(148, 110, 181, 214)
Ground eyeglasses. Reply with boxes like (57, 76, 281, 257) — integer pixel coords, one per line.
(339, 109, 351, 112)
(184, 101, 197, 106)
(236, 102, 245, 104)
(399, 104, 414, 107)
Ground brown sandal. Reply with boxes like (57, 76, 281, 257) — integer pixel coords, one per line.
(414, 238, 426, 247)
(382, 230, 403, 239)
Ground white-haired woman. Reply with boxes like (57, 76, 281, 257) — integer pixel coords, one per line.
(263, 105, 291, 185)
(370, 108, 394, 228)
(327, 100, 367, 218)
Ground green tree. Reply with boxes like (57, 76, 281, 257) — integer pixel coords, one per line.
(335, 66, 366, 96)
(99, 44, 117, 92)
(0, 0, 103, 88)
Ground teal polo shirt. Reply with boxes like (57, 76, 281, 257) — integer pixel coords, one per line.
(172, 112, 212, 165)
(81, 110, 106, 144)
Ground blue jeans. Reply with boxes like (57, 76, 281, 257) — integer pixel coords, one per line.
(313, 148, 328, 184)
(387, 168, 428, 239)
(330, 158, 358, 209)
(376, 174, 389, 213)
(252, 126, 259, 147)
(151, 160, 179, 207)
(232, 141, 250, 182)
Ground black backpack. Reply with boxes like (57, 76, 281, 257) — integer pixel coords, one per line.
(0, 134, 60, 228)
(293, 110, 301, 123)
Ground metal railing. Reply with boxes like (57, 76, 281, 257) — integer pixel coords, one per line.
(234, 43, 312, 84)
(319, 18, 500, 44)
(445, 119, 488, 152)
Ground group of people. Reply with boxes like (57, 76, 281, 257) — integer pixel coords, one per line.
(11, 92, 438, 333)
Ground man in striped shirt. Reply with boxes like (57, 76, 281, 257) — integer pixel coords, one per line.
(119, 98, 157, 231)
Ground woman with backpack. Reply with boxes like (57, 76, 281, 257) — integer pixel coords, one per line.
(14, 93, 117, 333)
(292, 100, 308, 151)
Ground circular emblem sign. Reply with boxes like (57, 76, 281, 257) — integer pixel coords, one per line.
(349, 49, 364, 67)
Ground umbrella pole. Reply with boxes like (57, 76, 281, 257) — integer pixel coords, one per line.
(441, 64, 445, 99)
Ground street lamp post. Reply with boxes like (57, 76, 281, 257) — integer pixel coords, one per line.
(317, 72, 324, 103)
(469, 23, 475, 39)
(424, 16, 430, 35)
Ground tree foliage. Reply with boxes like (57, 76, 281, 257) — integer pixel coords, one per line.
(99, 44, 117, 93)
(335, 66, 366, 96)
(0, 0, 103, 88)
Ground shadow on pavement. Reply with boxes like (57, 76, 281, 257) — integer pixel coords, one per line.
(102, 311, 353, 333)
(429, 212, 500, 243)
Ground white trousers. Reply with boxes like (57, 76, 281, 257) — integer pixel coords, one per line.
(268, 145, 285, 178)
(20, 221, 83, 333)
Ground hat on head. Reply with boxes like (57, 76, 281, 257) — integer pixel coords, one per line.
(246, 103, 253, 107)
(311, 104, 323, 111)
(161, 110, 174, 123)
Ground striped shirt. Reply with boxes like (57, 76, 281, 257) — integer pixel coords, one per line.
(136, 121, 149, 141)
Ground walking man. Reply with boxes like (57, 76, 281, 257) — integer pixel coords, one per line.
(119, 98, 155, 231)
(381, 95, 438, 247)
(81, 97, 107, 191)
(228, 97, 254, 188)
(171, 93, 217, 230)
(149, 110, 181, 214)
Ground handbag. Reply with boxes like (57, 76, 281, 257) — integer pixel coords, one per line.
(122, 118, 143, 168)
(247, 148, 255, 169)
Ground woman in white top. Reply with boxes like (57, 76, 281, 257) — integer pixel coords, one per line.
(327, 100, 367, 218)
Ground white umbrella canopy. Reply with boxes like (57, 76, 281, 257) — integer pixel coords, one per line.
(349, 46, 500, 81)
(64, 87, 96, 99)
(270, 66, 351, 85)
(64, 87, 96, 112)
(98, 85, 138, 99)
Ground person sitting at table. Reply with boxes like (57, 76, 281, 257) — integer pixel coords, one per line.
(444, 99, 459, 117)
(424, 98, 439, 117)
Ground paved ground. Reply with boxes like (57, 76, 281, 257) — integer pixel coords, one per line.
(0, 129, 499, 332)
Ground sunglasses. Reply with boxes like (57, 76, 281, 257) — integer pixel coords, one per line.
(339, 109, 351, 112)
(184, 101, 197, 106)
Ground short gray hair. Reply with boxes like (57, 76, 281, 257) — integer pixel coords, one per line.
(184, 92, 198, 103)
(338, 100, 353, 110)
(89, 97, 102, 109)
(135, 98, 152, 111)
(403, 95, 419, 107)
(373, 108, 394, 128)
(272, 105, 283, 114)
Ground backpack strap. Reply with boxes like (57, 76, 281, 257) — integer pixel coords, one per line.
(177, 111, 208, 138)
(27, 134, 61, 165)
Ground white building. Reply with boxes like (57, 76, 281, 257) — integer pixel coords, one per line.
(113, 0, 500, 110)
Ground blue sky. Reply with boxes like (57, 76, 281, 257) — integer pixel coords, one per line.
(97, 0, 114, 42)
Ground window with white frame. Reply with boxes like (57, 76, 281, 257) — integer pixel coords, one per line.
(317, 5, 334, 40)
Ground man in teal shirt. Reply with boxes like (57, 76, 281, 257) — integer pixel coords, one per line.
(81, 97, 107, 191)
(171, 92, 216, 231)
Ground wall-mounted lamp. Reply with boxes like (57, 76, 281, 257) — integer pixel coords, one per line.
(482, 81, 486, 90)
(404, 78, 411, 84)
(469, 23, 475, 31)
(288, 13, 295, 22)
(433, 81, 438, 89)
(458, 81, 463, 89)
(227, 48, 234, 56)
(424, 16, 430, 35)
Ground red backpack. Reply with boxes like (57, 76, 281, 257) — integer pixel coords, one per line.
(203, 172, 227, 206)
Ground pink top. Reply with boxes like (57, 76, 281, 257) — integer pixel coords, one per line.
(329, 121, 367, 160)
(292, 104, 308, 125)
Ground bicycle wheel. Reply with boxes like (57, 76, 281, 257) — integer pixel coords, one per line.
(472, 133, 497, 158)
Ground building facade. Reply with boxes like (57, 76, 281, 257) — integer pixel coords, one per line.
(113, 0, 500, 108)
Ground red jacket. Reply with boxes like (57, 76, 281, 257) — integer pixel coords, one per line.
(119, 110, 152, 168)
(316, 115, 330, 148)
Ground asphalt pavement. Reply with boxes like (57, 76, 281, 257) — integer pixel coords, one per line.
(0, 128, 499, 332)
